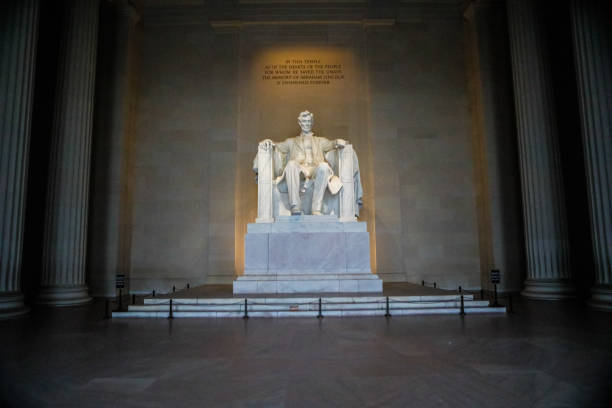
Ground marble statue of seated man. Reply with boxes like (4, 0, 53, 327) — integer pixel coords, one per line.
(258, 110, 348, 215)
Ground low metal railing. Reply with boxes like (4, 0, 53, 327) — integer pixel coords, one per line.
(105, 285, 515, 319)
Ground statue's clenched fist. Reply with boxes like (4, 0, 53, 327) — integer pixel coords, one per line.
(259, 139, 275, 151)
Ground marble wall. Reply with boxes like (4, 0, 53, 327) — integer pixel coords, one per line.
(129, 23, 238, 292)
(125, 4, 514, 292)
(366, 20, 481, 288)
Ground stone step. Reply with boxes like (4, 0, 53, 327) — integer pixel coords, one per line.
(143, 294, 474, 305)
(112, 306, 506, 319)
(128, 300, 489, 312)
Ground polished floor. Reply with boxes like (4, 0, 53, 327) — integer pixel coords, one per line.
(1, 295, 611, 407)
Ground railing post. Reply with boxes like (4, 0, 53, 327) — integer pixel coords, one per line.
(132, 294, 136, 305)
(507, 293, 514, 313)
(152, 290, 155, 297)
(422, 280, 425, 286)
(105, 299, 111, 319)
(433, 282, 437, 289)
(480, 288, 484, 300)
(385, 296, 391, 317)
(173, 285, 176, 293)
(118, 289, 122, 311)
(168, 299, 174, 319)
(317, 298, 323, 319)
(458, 286, 462, 294)
(460, 294, 465, 316)
(243, 298, 249, 319)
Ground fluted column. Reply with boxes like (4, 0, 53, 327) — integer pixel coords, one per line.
(570, 0, 612, 311)
(507, 0, 574, 299)
(38, 0, 100, 306)
(89, 0, 139, 297)
(0, 0, 39, 318)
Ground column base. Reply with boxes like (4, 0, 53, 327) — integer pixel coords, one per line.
(37, 285, 92, 307)
(0, 292, 29, 319)
(588, 285, 612, 311)
(521, 279, 575, 300)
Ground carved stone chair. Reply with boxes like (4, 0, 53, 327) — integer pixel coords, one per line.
(254, 143, 362, 222)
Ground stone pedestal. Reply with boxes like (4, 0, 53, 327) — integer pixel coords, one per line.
(570, 0, 612, 311)
(507, 0, 574, 299)
(39, 0, 100, 306)
(233, 216, 382, 294)
(0, 0, 39, 318)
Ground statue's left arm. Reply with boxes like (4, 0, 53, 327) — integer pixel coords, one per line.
(320, 137, 347, 152)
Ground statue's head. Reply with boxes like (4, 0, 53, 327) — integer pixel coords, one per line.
(297, 110, 314, 133)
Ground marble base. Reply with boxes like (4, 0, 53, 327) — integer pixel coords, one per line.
(234, 274, 382, 294)
(0, 292, 29, 319)
(588, 285, 612, 312)
(237, 216, 382, 294)
(521, 279, 575, 300)
(37, 285, 92, 307)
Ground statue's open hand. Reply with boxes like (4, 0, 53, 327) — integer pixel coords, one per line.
(259, 139, 275, 150)
(336, 139, 347, 148)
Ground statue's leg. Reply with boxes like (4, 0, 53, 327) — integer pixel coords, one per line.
(312, 163, 332, 215)
(285, 160, 302, 214)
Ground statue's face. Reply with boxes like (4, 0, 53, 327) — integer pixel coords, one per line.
(298, 116, 313, 133)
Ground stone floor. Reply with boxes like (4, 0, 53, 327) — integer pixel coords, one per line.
(1, 295, 611, 407)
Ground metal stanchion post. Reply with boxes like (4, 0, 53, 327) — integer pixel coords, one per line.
(422, 280, 425, 286)
(173, 285, 176, 293)
(493, 284, 499, 307)
(507, 293, 513, 313)
(118, 289, 122, 311)
(243, 298, 249, 319)
(385, 296, 391, 317)
(105, 299, 111, 319)
(187, 283, 190, 290)
(458, 286, 462, 294)
(168, 299, 173, 319)
(433, 282, 437, 289)
(460, 294, 465, 316)
(132, 294, 136, 305)
(153, 290, 156, 297)
(317, 298, 323, 319)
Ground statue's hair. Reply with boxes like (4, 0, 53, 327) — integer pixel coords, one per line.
(297, 110, 314, 122)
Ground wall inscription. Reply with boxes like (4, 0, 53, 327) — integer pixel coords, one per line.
(262, 59, 344, 85)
